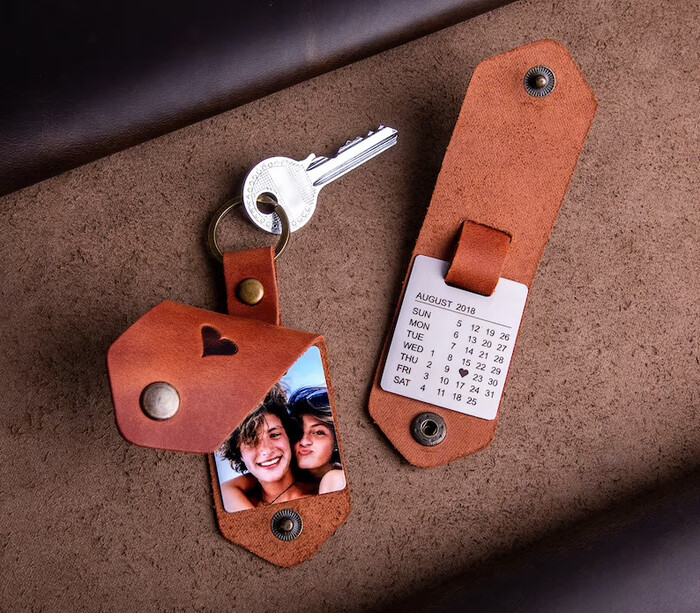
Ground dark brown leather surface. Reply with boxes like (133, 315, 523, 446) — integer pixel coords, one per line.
(399, 472, 700, 612)
(0, 0, 513, 197)
(1, 1, 699, 610)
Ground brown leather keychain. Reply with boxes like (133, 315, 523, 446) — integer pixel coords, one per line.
(369, 40, 598, 468)
(108, 198, 350, 566)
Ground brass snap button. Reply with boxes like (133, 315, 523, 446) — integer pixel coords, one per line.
(524, 65, 556, 97)
(236, 278, 264, 306)
(411, 412, 446, 446)
(140, 382, 180, 421)
(271, 509, 303, 541)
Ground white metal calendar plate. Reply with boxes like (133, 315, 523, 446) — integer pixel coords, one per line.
(380, 255, 528, 420)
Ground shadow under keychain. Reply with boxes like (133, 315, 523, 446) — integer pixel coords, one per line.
(107, 196, 351, 567)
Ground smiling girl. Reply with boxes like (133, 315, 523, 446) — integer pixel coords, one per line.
(289, 387, 346, 495)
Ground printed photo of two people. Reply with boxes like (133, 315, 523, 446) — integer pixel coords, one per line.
(214, 346, 346, 512)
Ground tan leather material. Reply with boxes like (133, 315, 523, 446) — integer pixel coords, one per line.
(210, 455, 351, 568)
(108, 300, 319, 453)
(209, 251, 350, 566)
(109, 274, 351, 565)
(210, 338, 352, 567)
(369, 40, 598, 468)
(224, 247, 281, 325)
(445, 221, 511, 296)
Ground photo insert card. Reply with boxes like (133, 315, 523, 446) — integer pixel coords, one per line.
(214, 346, 346, 513)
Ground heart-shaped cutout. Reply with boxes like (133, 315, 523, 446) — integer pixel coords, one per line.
(201, 325, 238, 357)
(458, 368, 469, 378)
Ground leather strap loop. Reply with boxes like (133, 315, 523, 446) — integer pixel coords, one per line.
(445, 221, 511, 296)
(223, 247, 281, 325)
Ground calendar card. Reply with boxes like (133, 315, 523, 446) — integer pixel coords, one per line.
(380, 255, 528, 420)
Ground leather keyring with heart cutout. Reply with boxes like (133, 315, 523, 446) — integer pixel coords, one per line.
(108, 195, 350, 567)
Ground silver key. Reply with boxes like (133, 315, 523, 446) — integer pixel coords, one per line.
(243, 126, 398, 234)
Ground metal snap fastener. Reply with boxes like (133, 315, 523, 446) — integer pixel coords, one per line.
(236, 278, 265, 306)
(411, 412, 446, 446)
(524, 65, 556, 97)
(271, 509, 303, 541)
(140, 382, 180, 421)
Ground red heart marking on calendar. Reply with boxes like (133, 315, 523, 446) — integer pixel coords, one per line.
(458, 368, 469, 378)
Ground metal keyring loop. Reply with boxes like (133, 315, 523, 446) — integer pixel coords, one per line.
(206, 196, 290, 263)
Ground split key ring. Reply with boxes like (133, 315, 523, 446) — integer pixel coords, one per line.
(207, 195, 291, 263)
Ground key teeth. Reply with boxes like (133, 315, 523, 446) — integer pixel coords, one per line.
(336, 126, 396, 153)
(337, 136, 363, 154)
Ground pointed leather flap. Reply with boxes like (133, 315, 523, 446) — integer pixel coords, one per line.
(108, 301, 320, 453)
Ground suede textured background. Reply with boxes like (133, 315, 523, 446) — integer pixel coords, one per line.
(1, 1, 698, 611)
